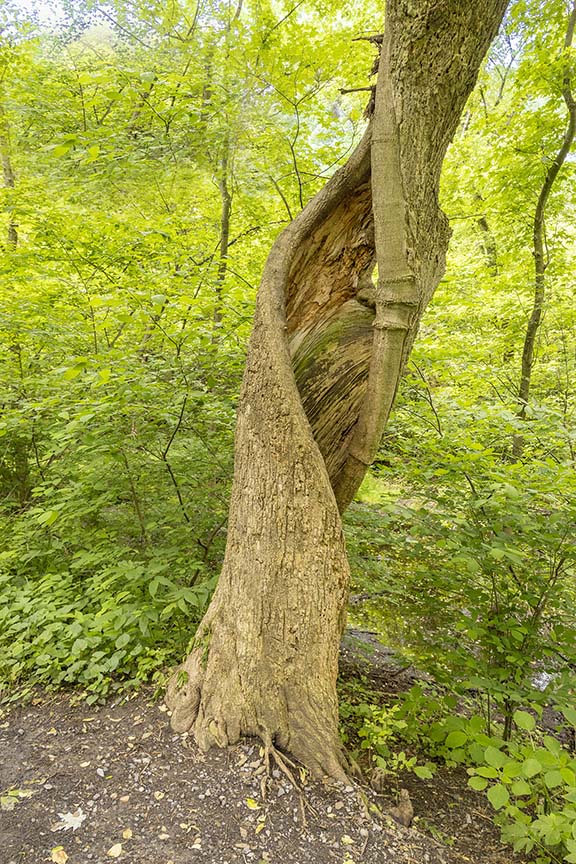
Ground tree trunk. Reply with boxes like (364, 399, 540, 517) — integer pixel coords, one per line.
(167, 0, 509, 778)
(0, 104, 18, 249)
(212, 132, 233, 329)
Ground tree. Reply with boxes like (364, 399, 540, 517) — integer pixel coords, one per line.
(166, 0, 511, 779)
(513, 0, 576, 458)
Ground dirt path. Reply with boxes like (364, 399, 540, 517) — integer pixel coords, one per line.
(0, 634, 529, 864)
(1, 692, 470, 864)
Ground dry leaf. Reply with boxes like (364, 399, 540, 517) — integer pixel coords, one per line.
(119, 795, 130, 803)
(122, 828, 133, 840)
(51, 846, 68, 864)
(107, 843, 122, 858)
(51, 809, 86, 832)
(153, 791, 165, 800)
(48, 727, 58, 735)
(1, 796, 16, 812)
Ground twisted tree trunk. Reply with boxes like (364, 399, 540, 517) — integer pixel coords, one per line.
(167, 0, 509, 778)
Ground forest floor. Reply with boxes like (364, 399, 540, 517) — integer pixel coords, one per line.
(0, 635, 530, 864)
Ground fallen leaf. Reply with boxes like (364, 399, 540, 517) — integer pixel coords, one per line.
(51, 846, 68, 864)
(341, 835, 355, 845)
(107, 843, 122, 858)
(119, 795, 130, 803)
(158, 832, 170, 840)
(0, 789, 34, 812)
(245, 798, 260, 810)
(51, 809, 86, 832)
(80, 761, 91, 768)
(48, 727, 58, 735)
(153, 791, 165, 800)
(122, 828, 133, 840)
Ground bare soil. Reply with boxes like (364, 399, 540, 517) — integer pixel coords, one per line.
(0, 634, 530, 864)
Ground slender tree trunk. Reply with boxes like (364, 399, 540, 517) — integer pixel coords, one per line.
(213, 133, 232, 329)
(0, 104, 17, 249)
(167, 0, 509, 778)
(512, 0, 576, 459)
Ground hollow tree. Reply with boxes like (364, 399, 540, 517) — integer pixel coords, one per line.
(167, 0, 510, 779)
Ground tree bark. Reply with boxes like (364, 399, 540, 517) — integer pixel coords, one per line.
(167, 0, 509, 778)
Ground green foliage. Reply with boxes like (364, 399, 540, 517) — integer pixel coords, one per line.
(0, 0, 379, 698)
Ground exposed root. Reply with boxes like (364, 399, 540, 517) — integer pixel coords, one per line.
(263, 736, 299, 789)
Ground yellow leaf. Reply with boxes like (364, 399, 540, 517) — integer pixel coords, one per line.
(122, 828, 133, 840)
(245, 798, 260, 810)
(107, 843, 122, 858)
(51, 847, 68, 864)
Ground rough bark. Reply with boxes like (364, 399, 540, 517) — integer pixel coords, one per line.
(512, 0, 576, 459)
(167, 0, 509, 778)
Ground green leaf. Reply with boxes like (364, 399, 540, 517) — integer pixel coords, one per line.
(85, 144, 100, 163)
(62, 365, 84, 380)
(476, 766, 499, 778)
(468, 776, 488, 791)
(521, 759, 543, 778)
(543, 770, 563, 789)
(487, 783, 509, 811)
(484, 745, 508, 769)
(445, 730, 467, 748)
(96, 368, 112, 386)
(53, 142, 74, 158)
(513, 710, 536, 732)
(510, 779, 532, 796)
